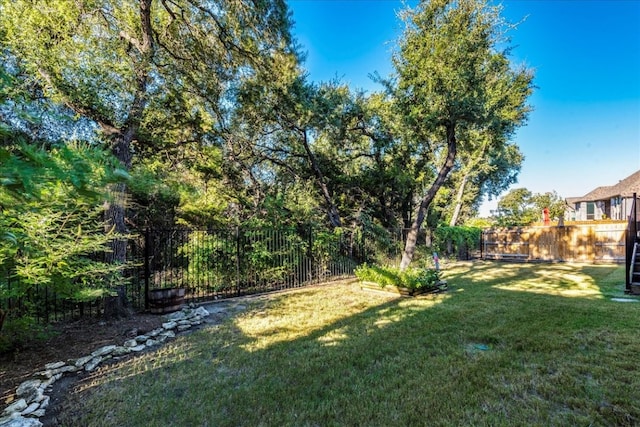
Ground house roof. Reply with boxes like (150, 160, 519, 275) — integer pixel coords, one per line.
(569, 169, 640, 203)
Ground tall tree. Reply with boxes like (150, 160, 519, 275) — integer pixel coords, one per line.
(389, 0, 534, 269)
(494, 187, 533, 226)
(494, 188, 565, 226)
(230, 64, 357, 228)
(0, 0, 295, 260)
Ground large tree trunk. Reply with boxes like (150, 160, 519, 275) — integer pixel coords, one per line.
(103, 285, 132, 319)
(0, 309, 6, 334)
(104, 181, 129, 264)
(102, 0, 153, 319)
(449, 171, 469, 227)
(104, 0, 153, 264)
(103, 136, 133, 318)
(400, 125, 458, 270)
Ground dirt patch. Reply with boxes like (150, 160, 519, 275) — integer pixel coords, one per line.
(0, 312, 165, 406)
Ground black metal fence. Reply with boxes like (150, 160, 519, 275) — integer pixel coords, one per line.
(130, 227, 366, 308)
(2, 224, 478, 324)
(1, 227, 367, 323)
(625, 194, 640, 291)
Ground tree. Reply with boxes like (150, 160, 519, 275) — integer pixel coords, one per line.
(0, 138, 127, 332)
(494, 188, 564, 226)
(388, 0, 534, 269)
(0, 0, 296, 260)
(494, 187, 534, 226)
(230, 60, 360, 228)
(530, 191, 565, 222)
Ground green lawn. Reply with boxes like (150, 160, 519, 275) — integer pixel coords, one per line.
(61, 261, 640, 426)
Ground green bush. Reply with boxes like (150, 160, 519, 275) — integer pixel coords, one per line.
(354, 263, 442, 291)
(1, 141, 126, 338)
(432, 226, 481, 259)
(0, 315, 51, 354)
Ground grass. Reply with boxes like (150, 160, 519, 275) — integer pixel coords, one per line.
(60, 261, 640, 426)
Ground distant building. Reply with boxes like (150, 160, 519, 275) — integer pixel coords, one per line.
(565, 169, 640, 221)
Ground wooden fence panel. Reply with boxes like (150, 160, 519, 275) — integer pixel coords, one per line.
(482, 221, 626, 263)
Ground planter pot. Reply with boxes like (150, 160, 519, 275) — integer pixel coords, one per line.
(360, 280, 446, 297)
(360, 281, 420, 296)
(148, 287, 186, 314)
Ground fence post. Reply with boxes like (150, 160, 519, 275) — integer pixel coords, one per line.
(361, 227, 366, 263)
(634, 193, 638, 242)
(308, 225, 314, 282)
(235, 227, 241, 296)
(626, 193, 638, 292)
(144, 228, 150, 310)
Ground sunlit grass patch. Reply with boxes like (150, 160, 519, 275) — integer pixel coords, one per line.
(58, 262, 640, 426)
(494, 264, 603, 298)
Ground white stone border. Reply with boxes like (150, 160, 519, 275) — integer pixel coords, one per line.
(0, 306, 211, 427)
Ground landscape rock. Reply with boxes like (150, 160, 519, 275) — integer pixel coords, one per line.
(84, 357, 103, 372)
(74, 355, 93, 368)
(123, 339, 138, 348)
(2, 400, 27, 416)
(160, 331, 175, 340)
(20, 402, 40, 416)
(52, 365, 77, 376)
(37, 397, 49, 411)
(162, 321, 177, 330)
(167, 311, 187, 321)
(112, 346, 131, 357)
(194, 307, 210, 317)
(43, 362, 65, 371)
(40, 377, 56, 390)
(148, 328, 162, 337)
(1, 303, 215, 425)
(134, 335, 149, 343)
(15, 381, 41, 403)
(91, 345, 117, 358)
(30, 410, 45, 418)
(0, 415, 43, 427)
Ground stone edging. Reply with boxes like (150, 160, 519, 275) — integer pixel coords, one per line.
(0, 305, 211, 427)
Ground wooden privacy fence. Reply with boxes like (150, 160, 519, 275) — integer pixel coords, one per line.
(482, 221, 627, 263)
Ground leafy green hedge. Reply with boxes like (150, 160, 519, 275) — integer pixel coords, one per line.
(354, 263, 441, 291)
(432, 226, 481, 258)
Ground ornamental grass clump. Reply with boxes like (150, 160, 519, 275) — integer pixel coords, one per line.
(354, 263, 441, 291)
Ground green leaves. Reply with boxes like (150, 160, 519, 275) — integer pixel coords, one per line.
(0, 141, 126, 303)
(495, 188, 565, 226)
(354, 263, 442, 290)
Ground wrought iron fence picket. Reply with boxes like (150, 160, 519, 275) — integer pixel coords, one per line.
(1, 226, 366, 325)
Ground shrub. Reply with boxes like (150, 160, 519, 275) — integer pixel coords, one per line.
(354, 263, 442, 291)
(1, 141, 126, 337)
(432, 226, 481, 259)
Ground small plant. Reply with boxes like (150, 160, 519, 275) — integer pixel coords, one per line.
(354, 263, 443, 291)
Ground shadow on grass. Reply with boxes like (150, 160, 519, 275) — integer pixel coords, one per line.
(59, 262, 640, 427)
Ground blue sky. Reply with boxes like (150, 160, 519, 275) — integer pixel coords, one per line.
(287, 0, 640, 216)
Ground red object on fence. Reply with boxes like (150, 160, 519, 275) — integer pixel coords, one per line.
(543, 207, 550, 226)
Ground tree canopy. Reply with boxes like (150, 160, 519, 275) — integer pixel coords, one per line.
(0, 0, 537, 330)
(495, 188, 565, 226)
(389, 0, 534, 268)
(0, 0, 297, 259)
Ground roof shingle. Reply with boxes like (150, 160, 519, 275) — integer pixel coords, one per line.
(570, 169, 640, 202)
